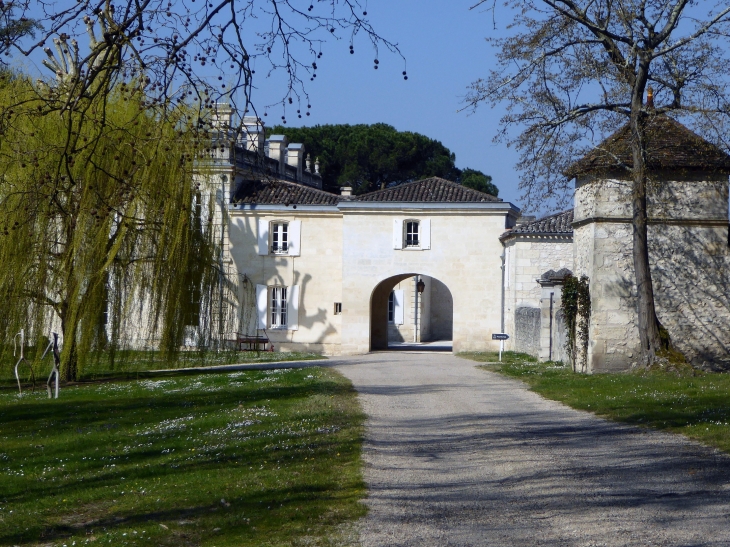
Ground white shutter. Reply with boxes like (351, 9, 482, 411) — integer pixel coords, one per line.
(256, 284, 268, 329)
(257, 220, 269, 255)
(393, 219, 403, 249)
(393, 289, 404, 325)
(420, 219, 431, 249)
(288, 221, 301, 256)
(287, 285, 300, 330)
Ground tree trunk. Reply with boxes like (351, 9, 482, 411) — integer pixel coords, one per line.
(59, 310, 79, 382)
(630, 67, 662, 367)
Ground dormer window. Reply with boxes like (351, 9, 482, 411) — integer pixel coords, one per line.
(271, 222, 288, 254)
(405, 221, 419, 247)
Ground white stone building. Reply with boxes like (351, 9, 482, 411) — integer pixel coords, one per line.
(226, 176, 518, 355)
(202, 107, 730, 371)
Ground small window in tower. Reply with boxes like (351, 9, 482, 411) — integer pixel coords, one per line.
(334, 302, 342, 315)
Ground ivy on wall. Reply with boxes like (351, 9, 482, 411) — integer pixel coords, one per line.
(562, 275, 591, 373)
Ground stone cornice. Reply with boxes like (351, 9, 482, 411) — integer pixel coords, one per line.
(572, 216, 730, 229)
(500, 233, 573, 242)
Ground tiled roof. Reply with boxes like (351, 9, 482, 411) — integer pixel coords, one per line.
(356, 177, 501, 202)
(232, 176, 501, 205)
(501, 209, 574, 240)
(233, 179, 340, 206)
(566, 115, 730, 177)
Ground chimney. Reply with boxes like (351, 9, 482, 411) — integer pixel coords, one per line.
(211, 102, 233, 133)
(340, 186, 353, 197)
(286, 143, 305, 181)
(646, 86, 654, 109)
(241, 116, 264, 155)
(266, 135, 288, 175)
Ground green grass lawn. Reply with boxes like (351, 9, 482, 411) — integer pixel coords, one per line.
(460, 351, 730, 454)
(0, 367, 365, 546)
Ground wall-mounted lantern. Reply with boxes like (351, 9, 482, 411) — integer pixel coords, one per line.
(416, 278, 426, 294)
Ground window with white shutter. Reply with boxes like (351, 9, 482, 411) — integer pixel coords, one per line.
(288, 220, 301, 256)
(271, 223, 288, 254)
(389, 290, 404, 325)
(394, 219, 430, 250)
(257, 220, 269, 256)
(270, 286, 287, 327)
(393, 219, 403, 249)
(256, 284, 268, 329)
(257, 285, 299, 330)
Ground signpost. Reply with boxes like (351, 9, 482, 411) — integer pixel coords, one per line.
(492, 333, 510, 362)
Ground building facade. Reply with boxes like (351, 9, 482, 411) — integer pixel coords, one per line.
(226, 177, 518, 355)
(205, 108, 730, 371)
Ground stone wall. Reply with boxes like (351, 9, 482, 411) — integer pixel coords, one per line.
(341, 208, 513, 354)
(552, 309, 569, 363)
(573, 173, 730, 372)
(515, 306, 541, 356)
(227, 209, 344, 355)
(429, 278, 453, 341)
(502, 237, 573, 352)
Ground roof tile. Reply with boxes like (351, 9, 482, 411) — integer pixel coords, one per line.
(501, 209, 574, 240)
(356, 177, 500, 202)
(566, 115, 730, 177)
(232, 176, 501, 205)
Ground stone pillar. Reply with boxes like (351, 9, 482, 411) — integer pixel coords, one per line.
(266, 135, 288, 176)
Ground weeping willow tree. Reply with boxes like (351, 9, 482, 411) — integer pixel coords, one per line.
(0, 69, 218, 381)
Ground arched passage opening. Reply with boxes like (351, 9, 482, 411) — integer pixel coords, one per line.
(370, 274, 453, 351)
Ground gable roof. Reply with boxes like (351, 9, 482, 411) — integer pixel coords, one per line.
(500, 209, 574, 240)
(233, 179, 341, 206)
(356, 177, 501, 203)
(232, 176, 501, 206)
(566, 115, 730, 178)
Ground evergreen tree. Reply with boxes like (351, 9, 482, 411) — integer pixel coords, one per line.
(266, 124, 497, 196)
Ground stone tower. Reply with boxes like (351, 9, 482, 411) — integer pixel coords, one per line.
(567, 115, 730, 372)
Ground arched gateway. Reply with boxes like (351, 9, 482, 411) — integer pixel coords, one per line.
(370, 274, 453, 351)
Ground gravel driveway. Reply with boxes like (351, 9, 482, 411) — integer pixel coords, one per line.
(333, 352, 730, 546)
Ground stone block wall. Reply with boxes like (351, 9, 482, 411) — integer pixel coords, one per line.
(430, 278, 454, 341)
(573, 174, 730, 372)
(515, 306, 540, 356)
(503, 237, 573, 352)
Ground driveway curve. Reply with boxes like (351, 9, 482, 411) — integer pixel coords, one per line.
(333, 352, 730, 547)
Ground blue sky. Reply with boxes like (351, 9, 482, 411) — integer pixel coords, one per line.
(18, 1, 525, 207)
(246, 1, 525, 208)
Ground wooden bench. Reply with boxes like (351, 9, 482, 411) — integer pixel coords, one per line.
(235, 332, 270, 352)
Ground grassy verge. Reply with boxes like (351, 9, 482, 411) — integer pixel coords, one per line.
(0, 367, 365, 546)
(1, 349, 322, 384)
(460, 351, 730, 454)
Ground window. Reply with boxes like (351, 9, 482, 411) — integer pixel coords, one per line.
(256, 284, 300, 330)
(393, 219, 430, 250)
(388, 291, 395, 323)
(405, 221, 419, 247)
(258, 220, 301, 256)
(334, 302, 342, 315)
(271, 222, 288, 254)
(270, 286, 287, 327)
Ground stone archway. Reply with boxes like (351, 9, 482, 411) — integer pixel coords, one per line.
(370, 274, 453, 351)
